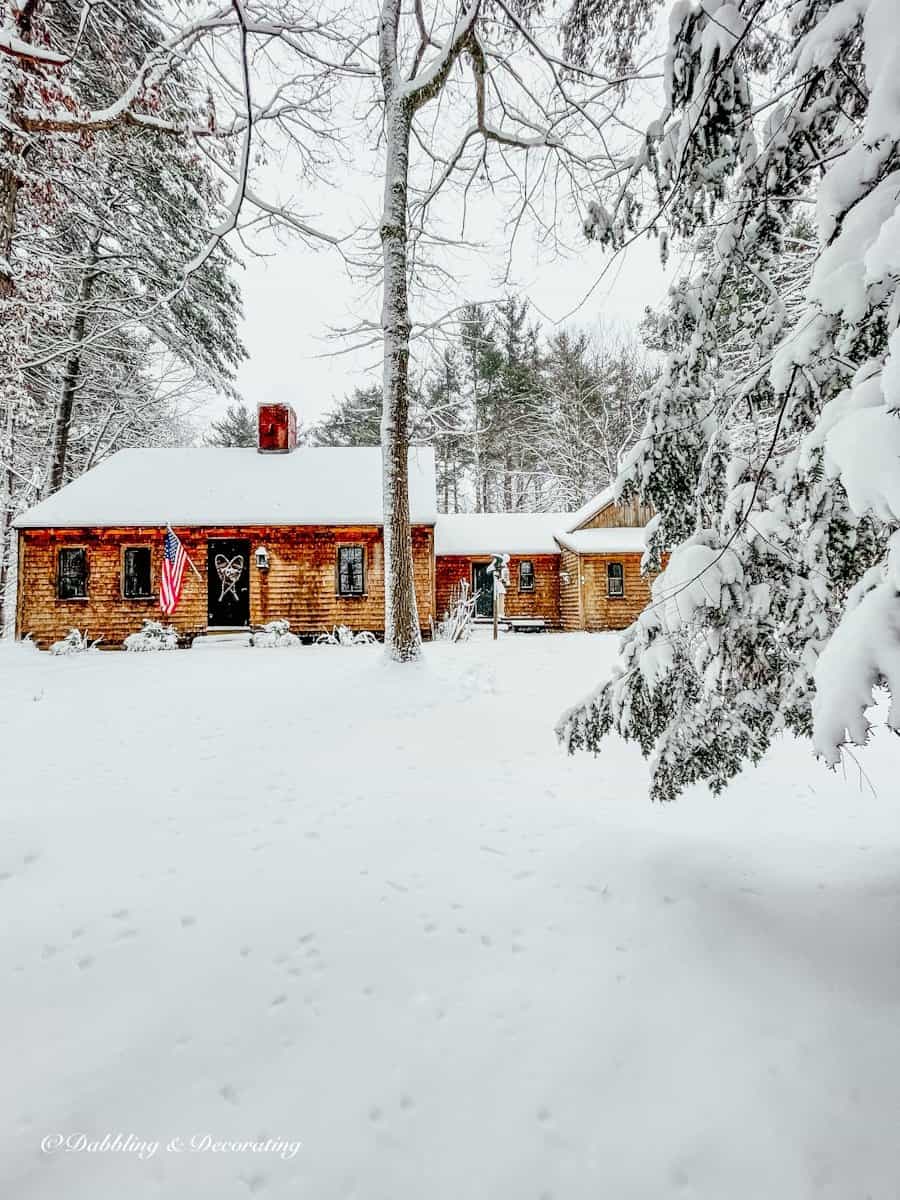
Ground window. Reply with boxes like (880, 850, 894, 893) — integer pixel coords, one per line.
(58, 547, 87, 599)
(123, 546, 153, 598)
(607, 562, 625, 598)
(519, 560, 535, 592)
(337, 545, 365, 596)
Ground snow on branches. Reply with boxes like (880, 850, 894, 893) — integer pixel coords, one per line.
(561, 0, 900, 797)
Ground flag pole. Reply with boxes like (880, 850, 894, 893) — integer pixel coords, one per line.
(167, 523, 202, 580)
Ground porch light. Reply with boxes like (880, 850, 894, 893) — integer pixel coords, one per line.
(255, 545, 270, 571)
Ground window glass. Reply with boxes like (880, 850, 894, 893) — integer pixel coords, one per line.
(607, 562, 625, 597)
(58, 548, 87, 599)
(338, 546, 364, 596)
(123, 547, 152, 598)
(519, 560, 535, 591)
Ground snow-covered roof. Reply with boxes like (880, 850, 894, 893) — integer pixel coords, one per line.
(14, 446, 438, 528)
(554, 528, 648, 555)
(565, 486, 615, 532)
(434, 512, 570, 556)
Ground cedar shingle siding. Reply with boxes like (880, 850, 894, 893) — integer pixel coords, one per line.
(435, 554, 561, 625)
(17, 525, 435, 648)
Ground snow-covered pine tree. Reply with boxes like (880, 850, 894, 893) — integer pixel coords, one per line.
(206, 404, 258, 448)
(559, 0, 900, 796)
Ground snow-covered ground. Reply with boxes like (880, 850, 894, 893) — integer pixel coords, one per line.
(2, 632, 899, 1200)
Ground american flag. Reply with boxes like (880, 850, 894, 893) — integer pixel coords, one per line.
(160, 527, 188, 615)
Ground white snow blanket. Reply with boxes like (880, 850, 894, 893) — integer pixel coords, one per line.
(1, 634, 898, 1199)
(13, 445, 438, 528)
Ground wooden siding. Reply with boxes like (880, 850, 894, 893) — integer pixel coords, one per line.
(578, 552, 656, 630)
(435, 554, 561, 626)
(559, 549, 583, 632)
(16, 525, 435, 648)
(580, 496, 654, 530)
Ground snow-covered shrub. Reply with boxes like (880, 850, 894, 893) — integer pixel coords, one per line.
(49, 629, 100, 656)
(249, 619, 300, 648)
(433, 580, 478, 643)
(123, 620, 178, 652)
(316, 625, 377, 647)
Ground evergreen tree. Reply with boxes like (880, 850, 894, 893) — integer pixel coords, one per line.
(559, 0, 900, 794)
(206, 405, 257, 449)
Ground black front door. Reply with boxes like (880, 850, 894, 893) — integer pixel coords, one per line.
(472, 563, 494, 619)
(207, 538, 251, 627)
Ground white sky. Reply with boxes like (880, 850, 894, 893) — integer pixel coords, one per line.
(228, 226, 674, 430)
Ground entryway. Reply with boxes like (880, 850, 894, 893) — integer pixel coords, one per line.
(207, 538, 251, 627)
(472, 562, 494, 619)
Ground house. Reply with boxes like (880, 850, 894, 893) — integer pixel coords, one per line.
(433, 491, 658, 631)
(435, 512, 569, 625)
(553, 488, 657, 631)
(13, 404, 437, 647)
(13, 402, 659, 647)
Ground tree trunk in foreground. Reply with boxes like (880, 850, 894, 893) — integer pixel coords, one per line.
(47, 236, 100, 494)
(378, 86, 421, 661)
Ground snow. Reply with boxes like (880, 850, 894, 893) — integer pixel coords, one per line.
(434, 512, 569, 555)
(2, 634, 900, 1199)
(812, 548, 900, 762)
(649, 538, 743, 632)
(13, 446, 438, 529)
(554, 527, 648, 555)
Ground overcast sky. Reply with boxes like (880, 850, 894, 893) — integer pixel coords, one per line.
(223, 203, 675, 433)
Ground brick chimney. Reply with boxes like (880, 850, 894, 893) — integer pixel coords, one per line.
(257, 403, 298, 453)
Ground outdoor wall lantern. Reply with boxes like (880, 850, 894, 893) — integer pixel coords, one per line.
(255, 545, 270, 571)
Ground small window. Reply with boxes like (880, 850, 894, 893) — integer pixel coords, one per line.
(123, 546, 153, 598)
(337, 545, 365, 596)
(607, 562, 625, 598)
(519, 560, 535, 592)
(58, 547, 87, 599)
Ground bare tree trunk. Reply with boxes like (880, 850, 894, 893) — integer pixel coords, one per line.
(47, 236, 100, 494)
(0, 0, 38, 297)
(0, 401, 15, 631)
(378, 18, 421, 661)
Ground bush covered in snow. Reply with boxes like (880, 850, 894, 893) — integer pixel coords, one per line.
(316, 625, 376, 647)
(123, 621, 178, 652)
(249, 619, 300, 648)
(49, 629, 100, 656)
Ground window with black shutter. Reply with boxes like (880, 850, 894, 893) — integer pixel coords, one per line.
(337, 545, 365, 596)
(519, 560, 535, 592)
(58, 547, 87, 599)
(607, 561, 625, 597)
(123, 546, 153, 598)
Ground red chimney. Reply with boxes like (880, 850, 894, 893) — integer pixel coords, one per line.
(257, 403, 298, 453)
